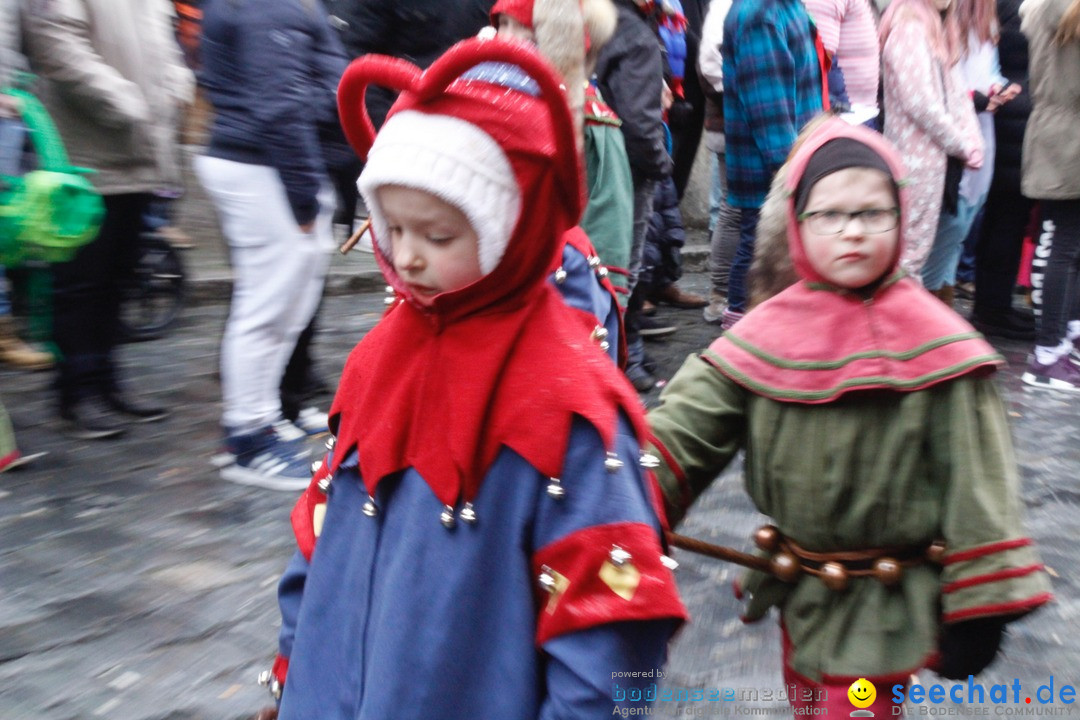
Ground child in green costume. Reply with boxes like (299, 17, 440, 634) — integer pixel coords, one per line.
(647, 117, 1051, 714)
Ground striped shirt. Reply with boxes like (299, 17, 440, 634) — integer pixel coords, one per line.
(804, 0, 881, 111)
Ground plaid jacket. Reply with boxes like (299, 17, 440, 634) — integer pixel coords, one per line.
(723, 0, 823, 208)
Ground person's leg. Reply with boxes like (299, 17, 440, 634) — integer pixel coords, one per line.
(276, 184, 335, 427)
(52, 202, 114, 409)
(973, 184, 1036, 337)
(1023, 199, 1080, 391)
(626, 178, 657, 294)
(197, 156, 318, 488)
(708, 153, 739, 289)
(330, 160, 362, 233)
(706, 153, 740, 322)
(99, 193, 153, 394)
(1031, 201, 1080, 348)
(956, 203, 985, 287)
(708, 153, 722, 233)
(0, 265, 53, 370)
(724, 206, 760, 320)
(624, 178, 662, 390)
(51, 195, 142, 437)
(899, 168, 946, 282)
(0, 266, 10, 317)
(197, 157, 320, 435)
(923, 197, 978, 295)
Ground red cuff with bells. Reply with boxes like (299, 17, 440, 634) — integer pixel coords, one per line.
(290, 455, 331, 561)
(532, 522, 687, 646)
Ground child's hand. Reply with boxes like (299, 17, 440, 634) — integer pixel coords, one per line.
(935, 617, 1005, 679)
(997, 83, 1022, 103)
(987, 84, 1021, 113)
(965, 147, 984, 170)
(0, 95, 18, 119)
(661, 82, 674, 112)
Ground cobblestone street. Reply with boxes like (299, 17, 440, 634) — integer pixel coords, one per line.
(1, 224, 1078, 718)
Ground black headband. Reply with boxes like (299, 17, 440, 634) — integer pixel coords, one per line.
(794, 138, 897, 215)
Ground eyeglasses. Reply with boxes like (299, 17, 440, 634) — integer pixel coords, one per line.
(798, 208, 900, 235)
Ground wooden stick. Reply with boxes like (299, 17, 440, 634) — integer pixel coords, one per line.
(665, 531, 772, 573)
(339, 217, 372, 255)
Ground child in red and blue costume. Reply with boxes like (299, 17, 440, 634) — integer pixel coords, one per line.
(259, 37, 687, 720)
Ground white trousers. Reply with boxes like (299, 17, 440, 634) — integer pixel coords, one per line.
(195, 156, 334, 433)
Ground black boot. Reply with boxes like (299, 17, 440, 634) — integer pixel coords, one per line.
(102, 391, 168, 422)
(59, 400, 127, 440)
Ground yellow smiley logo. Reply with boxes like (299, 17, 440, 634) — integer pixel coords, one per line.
(848, 678, 877, 709)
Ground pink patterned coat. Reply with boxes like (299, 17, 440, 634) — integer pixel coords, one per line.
(882, 20, 983, 279)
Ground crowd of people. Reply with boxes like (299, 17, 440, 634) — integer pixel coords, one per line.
(0, 0, 1075, 717)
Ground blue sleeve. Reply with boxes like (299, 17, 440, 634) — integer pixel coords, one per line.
(550, 244, 619, 362)
(539, 621, 675, 719)
(827, 62, 850, 111)
(533, 417, 658, 550)
(736, 20, 801, 175)
(277, 550, 309, 660)
(238, 9, 325, 225)
(311, 3, 349, 123)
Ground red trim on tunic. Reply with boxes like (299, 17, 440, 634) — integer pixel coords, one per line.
(647, 435, 692, 512)
(942, 538, 1032, 566)
(942, 564, 1044, 594)
(290, 455, 330, 561)
(584, 85, 622, 125)
(820, 665, 928, 686)
(0, 450, 19, 472)
(782, 623, 926, 688)
(532, 522, 687, 645)
(943, 592, 1054, 623)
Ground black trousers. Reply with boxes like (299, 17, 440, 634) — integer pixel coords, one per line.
(1033, 199, 1080, 347)
(52, 193, 149, 407)
(973, 181, 1035, 316)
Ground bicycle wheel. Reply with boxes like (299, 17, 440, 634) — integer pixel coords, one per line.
(119, 233, 185, 342)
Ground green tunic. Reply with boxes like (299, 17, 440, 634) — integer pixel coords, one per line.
(648, 352, 1051, 681)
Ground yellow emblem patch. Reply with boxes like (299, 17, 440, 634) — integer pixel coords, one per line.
(599, 560, 641, 601)
(313, 503, 327, 538)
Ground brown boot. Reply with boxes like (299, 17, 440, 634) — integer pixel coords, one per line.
(651, 284, 708, 309)
(0, 316, 54, 371)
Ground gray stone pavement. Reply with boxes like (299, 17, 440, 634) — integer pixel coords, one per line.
(1, 163, 1078, 718)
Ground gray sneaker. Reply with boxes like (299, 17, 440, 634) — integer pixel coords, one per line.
(1021, 354, 1080, 393)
